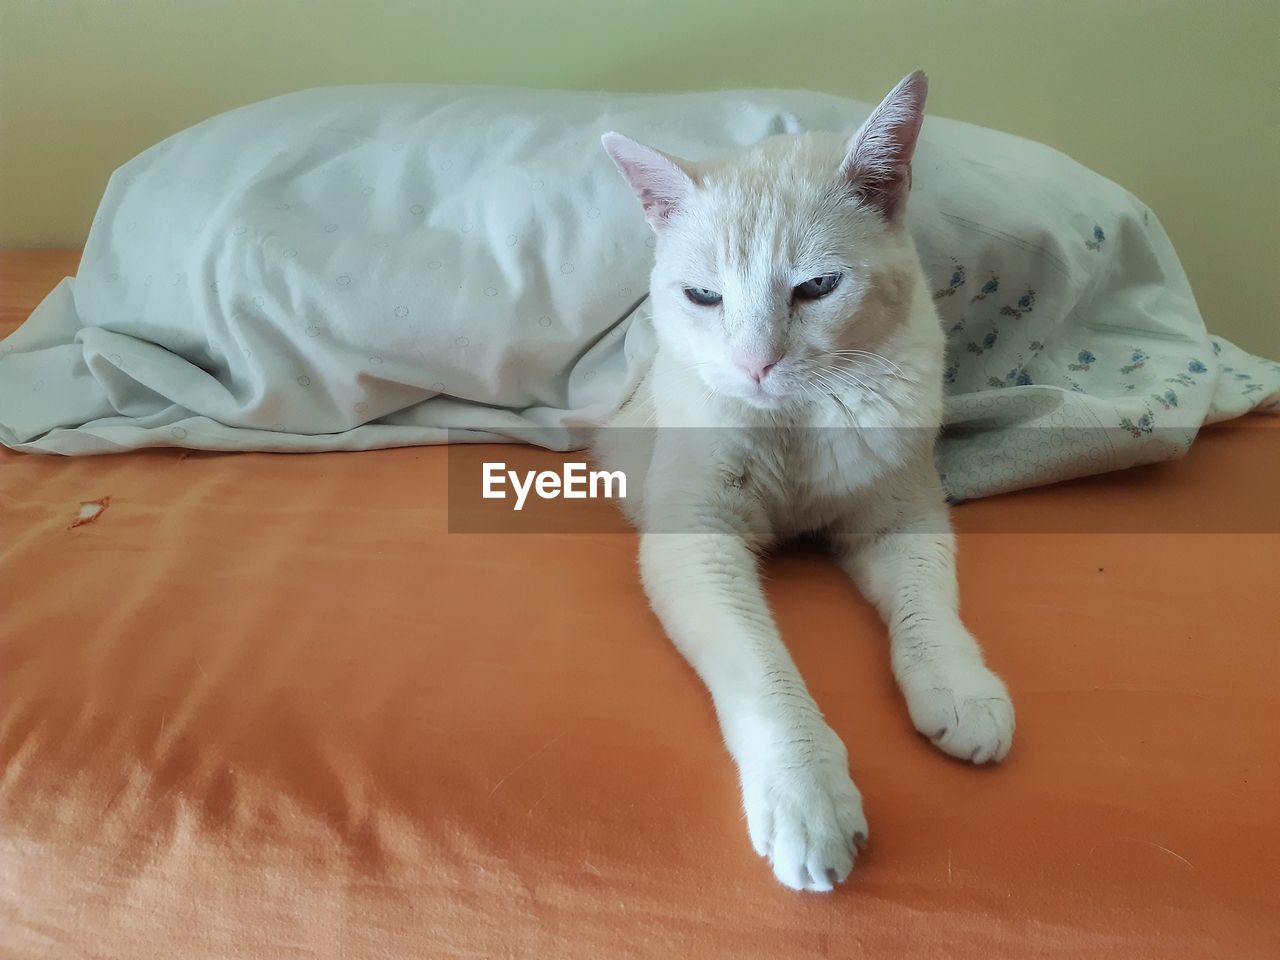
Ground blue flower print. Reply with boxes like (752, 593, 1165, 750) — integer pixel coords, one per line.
(1120, 350, 1149, 375)
(1188, 359, 1208, 374)
(1086, 225, 1106, 251)
(1152, 389, 1178, 410)
(1068, 350, 1096, 372)
(999, 289, 1037, 321)
(970, 275, 1000, 303)
(987, 366, 1033, 389)
(1119, 412, 1154, 438)
(966, 328, 999, 356)
(934, 261, 966, 300)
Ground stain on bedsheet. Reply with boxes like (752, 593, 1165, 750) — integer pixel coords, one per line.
(69, 496, 111, 529)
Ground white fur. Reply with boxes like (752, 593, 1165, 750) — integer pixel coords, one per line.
(595, 73, 1014, 892)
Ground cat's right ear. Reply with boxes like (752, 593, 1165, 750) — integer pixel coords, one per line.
(601, 132, 698, 230)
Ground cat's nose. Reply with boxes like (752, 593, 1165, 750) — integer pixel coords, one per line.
(734, 354, 783, 384)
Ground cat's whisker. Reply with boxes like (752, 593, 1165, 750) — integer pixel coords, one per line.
(823, 365, 875, 393)
(808, 368, 849, 403)
(809, 369, 856, 419)
(830, 356, 880, 379)
(827, 349, 906, 379)
(796, 378, 827, 411)
(828, 360, 889, 384)
(670, 361, 722, 417)
(825, 354, 913, 386)
(808, 368, 841, 394)
(812, 365, 857, 396)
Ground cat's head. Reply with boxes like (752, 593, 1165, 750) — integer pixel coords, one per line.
(603, 72, 928, 409)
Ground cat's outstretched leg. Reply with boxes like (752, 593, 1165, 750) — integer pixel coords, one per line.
(836, 506, 1014, 764)
(640, 528, 868, 891)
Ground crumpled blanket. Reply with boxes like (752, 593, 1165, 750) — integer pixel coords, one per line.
(1, 84, 1276, 499)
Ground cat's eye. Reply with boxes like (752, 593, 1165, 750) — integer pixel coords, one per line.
(683, 287, 723, 307)
(793, 273, 843, 301)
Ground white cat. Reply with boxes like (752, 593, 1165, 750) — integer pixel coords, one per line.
(594, 72, 1014, 892)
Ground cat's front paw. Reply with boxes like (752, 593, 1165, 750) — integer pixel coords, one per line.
(900, 657, 1014, 764)
(740, 735, 868, 892)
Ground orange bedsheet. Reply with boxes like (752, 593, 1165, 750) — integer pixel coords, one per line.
(1, 251, 1277, 959)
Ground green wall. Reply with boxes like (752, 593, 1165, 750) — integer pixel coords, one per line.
(2, 0, 1275, 355)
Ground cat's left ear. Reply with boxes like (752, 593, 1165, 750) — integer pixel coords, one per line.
(601, 132, 698, 230)
(840, 70, 928, 221)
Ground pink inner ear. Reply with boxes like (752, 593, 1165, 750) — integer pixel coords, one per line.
(601, 132, 695, 229)
(634, 185, 680, 224)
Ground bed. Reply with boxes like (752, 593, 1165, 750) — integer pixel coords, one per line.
(1, 249, 1277, 958)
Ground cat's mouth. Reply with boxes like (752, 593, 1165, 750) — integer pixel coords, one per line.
(708, 374, 797, 410)
(708, 359, 881, 410)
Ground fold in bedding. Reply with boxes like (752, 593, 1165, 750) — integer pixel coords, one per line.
(0, 86, 1276, 499)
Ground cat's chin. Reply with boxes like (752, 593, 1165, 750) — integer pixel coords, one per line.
(733, 393, 788, 411)
(710, 385, 789, 411)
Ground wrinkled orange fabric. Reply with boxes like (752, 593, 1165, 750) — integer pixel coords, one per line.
(1, 251, 1277, 959)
